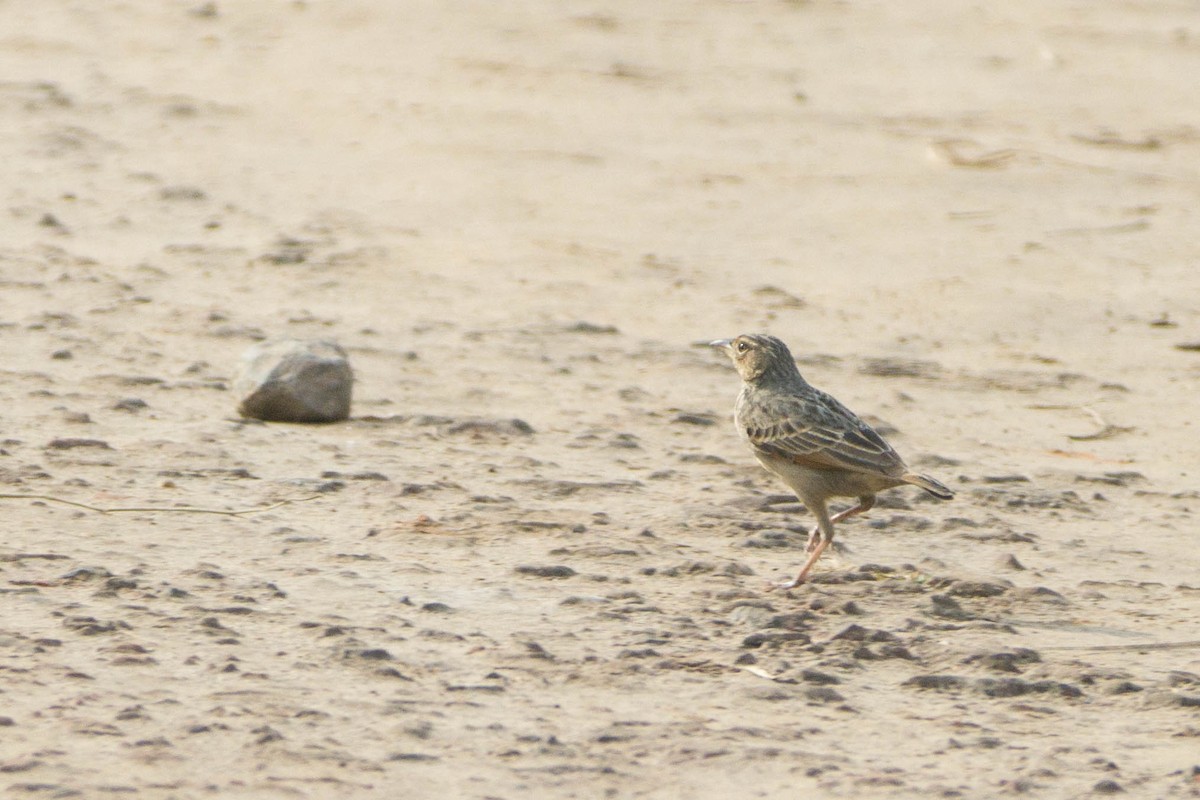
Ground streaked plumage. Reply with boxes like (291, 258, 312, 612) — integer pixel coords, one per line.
(712, 333, 953, 589)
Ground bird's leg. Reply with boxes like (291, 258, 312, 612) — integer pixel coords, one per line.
(829, 494, 876, 525)
(774, 501, 835, 590)
(802, 495, 873, 554)
(804, 523, 821, 553)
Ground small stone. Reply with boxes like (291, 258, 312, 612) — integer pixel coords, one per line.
(800, 669, 840, 685)
(970, 648, 1041, 672)
(61, 566, 113, 581)
(1092, 779, 1123, 794)
(928, 594, 971, 619)
(1011, 586, 1068, 605)
(189, 1, 218, 17)
(1108, 681, 1143, 695)
(767, 612, 815, 630)
(443, 418, 534, 437)
(852, 646, 881, 660)
(565, 321, 618, 334)
(996, 554, 1026, 571)
(524, 642, 553, 660)
(831, 624, 869, 641)
(46, 438, 112, 450)
(728, 605, 773, 628)
(903, 674, 969, 691)
(350, 648, 393, 661)
(947, 580, 1008, 598)
(113, 398, 149, 412)
(672, 413, 717, 426)
(804, 686, 844, 703)
(741, 631, 810, 649)
(515, 565, 576, 579)
(388, 752, 438, 762)
(252, 725, 283, 744)
(160, 185, 207, 201)
(235, 338, 353, 423)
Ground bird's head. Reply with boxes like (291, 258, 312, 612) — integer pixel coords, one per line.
(710, 333, 801, 384)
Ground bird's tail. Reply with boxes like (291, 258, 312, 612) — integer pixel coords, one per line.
(902, 472, 954, 500)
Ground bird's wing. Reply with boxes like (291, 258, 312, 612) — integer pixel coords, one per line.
(743, 392, 907, 476)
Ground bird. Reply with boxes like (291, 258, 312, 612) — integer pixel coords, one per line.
(711, 333, 953, 589)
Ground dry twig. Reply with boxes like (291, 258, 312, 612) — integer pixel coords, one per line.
(0, 493, 321, 516)
(1028, 403, 1134, 441)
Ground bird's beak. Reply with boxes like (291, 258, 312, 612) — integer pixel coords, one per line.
(709, 338, 733, 351)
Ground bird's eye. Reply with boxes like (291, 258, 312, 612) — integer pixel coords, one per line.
(735, 341, 749, 353)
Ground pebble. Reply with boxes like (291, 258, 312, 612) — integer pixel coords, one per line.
(515, 565, 576, 579)
(800, 668, 840, 685)
(804, 686, 845, 703)
(46, 438, 112, 450)
(946, 580, 1009, 598)
(235, 338, 353, 423)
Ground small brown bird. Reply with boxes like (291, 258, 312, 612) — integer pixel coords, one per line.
(712, 334, 953, 589)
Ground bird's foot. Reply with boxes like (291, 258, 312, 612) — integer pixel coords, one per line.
(804, 532, 820, 553)
(766, 577, 805, 592)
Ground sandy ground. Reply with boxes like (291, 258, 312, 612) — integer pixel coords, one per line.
(2, 2, 1200, 798)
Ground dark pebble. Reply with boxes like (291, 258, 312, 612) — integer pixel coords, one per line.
(1108, 681, 1143, 694)
(742, 631, 811, 649)
(672, 413, 717, 426)
(617, 648, 659, 659)
(350, 648, 393, 661)
(388, 753, 439, 762)
(947, 580, 1009, 598)
(964, 649, 1041, 673)
(444, 418, 534, 436)
(253, 725, 283, 744)
(112, 398, 149, 412)
(929, 594, 972, 620)
(46, 438, 112, 450)
(805, 686, 845, 703)
(767, 612, 815, 630)
(800, 669, 840, 685)
(903, 674, 969, 691)
(878, 645, 915, 660)
(515, 565, 576, 578)
(742, 530, 806, 549)
(831, 624, 868, 641)
(976, 678, 1082, 699)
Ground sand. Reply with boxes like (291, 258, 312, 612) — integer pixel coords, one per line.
(1, 2, 1199, 798)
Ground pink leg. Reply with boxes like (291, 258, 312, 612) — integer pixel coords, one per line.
(777, 495, 876, 590)
(776, 536, 835, 590)
(830, 494, 875, 525)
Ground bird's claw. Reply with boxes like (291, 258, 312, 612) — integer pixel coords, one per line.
(766, 578, 804, 592)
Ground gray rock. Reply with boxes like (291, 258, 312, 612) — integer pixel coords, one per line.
(235, 339, 352, 423)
